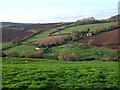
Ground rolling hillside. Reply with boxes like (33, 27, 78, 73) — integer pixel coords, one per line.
(2, 23, 60, 42)
(23, 25, 65, 43)
(2, 16, 120, 89)
(27, 22, 119, 48)
(78, 29, 119, 49)
(52, 22, 117, 35)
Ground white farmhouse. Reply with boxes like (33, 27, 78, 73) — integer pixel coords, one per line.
(35, 47, 40, 51)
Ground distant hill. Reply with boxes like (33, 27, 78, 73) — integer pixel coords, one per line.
(77, 17, 95, 22)
(2, 23, 60, 42)
(1, 22, 29, 26)
(108, 14, 120, 22)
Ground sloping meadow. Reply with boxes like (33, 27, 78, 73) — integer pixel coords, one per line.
(2, 57, 119, 89)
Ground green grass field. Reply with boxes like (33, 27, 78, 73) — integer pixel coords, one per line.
(1, 42, 13, 49)
(0, 43, 2, 48)
(3, 45, 36, 56)
(2, 57, 119, 89)
(46, 43, 118, 60)
(3, 43, 118, 60)
(53, 23, 117, 35)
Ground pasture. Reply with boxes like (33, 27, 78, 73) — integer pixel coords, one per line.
(2, 57, 119, 89)
(46, 43, 118, 60)
(1, 43, 13, 49)
(3, 45, 36, 56)
(53, 22, 117, 35)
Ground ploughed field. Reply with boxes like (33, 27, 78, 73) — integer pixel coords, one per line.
(32, 35, 68, 45)
(2, 57, 119, 89)
(2, 23, 60, 42)
(2, 28, 33, 42)
(78, 29, 120, 49)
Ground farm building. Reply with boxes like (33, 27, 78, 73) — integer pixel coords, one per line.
(87, 33, 92, 36)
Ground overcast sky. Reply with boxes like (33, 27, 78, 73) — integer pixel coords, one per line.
(0, 0, 119, 23)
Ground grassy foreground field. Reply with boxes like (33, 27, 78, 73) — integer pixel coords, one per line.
(2, 57, 119, 89)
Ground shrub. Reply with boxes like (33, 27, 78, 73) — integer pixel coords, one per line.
(38, 49, 45, 54)
(56, 39, 65, 45)
(58, 50, 79, 61)
(92, 51, 104, 55)
(64, 35, 72, 41)
(75, 43, 86, 48)
(38, 44, 46, 48)
(102, 43, 110, 47)
(0, 52, 6, 57)
(70, 30, 80, 41)
(7, 50, 20, 57)
(12, 39, 22, 46)
(103, 56, 114, 61)
(49, 54, 58, 60)
(26, 52, 43, 58)
(88, 39, 95, 46)
(2, 52, 6, 57)
(84, 58, 96, 61)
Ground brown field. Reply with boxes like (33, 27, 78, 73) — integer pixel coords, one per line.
(2, 30, 33, 42)
(21, 23, 60, 30)
(78, 29, 120, 49)
(2, 23, 60, 42)
(32, 35, 69, 45)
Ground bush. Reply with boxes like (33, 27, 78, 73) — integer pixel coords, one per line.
(75, 43, 86, 48)
(7, 50, 20, 57)
(35, 48, 45, 54)
(49, 55, 58, 60)
(58, 50, 79, 61)
(56, 39, 65, 45)
(88, 39, 95, 46)
(103, 56, 114, 61)
(70, 30, 80, 41)
(26, 52, 43, 58)
(92, 51, 103, 55)
(2, 52, 6, 57)
(84, 58, 96, 61)
(0, 50, 6, 57)
(38, 44, 46, 48)
(102, 43, 110, 47)
(0, 52, 6, 57)
(12, 39, 22, 46)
